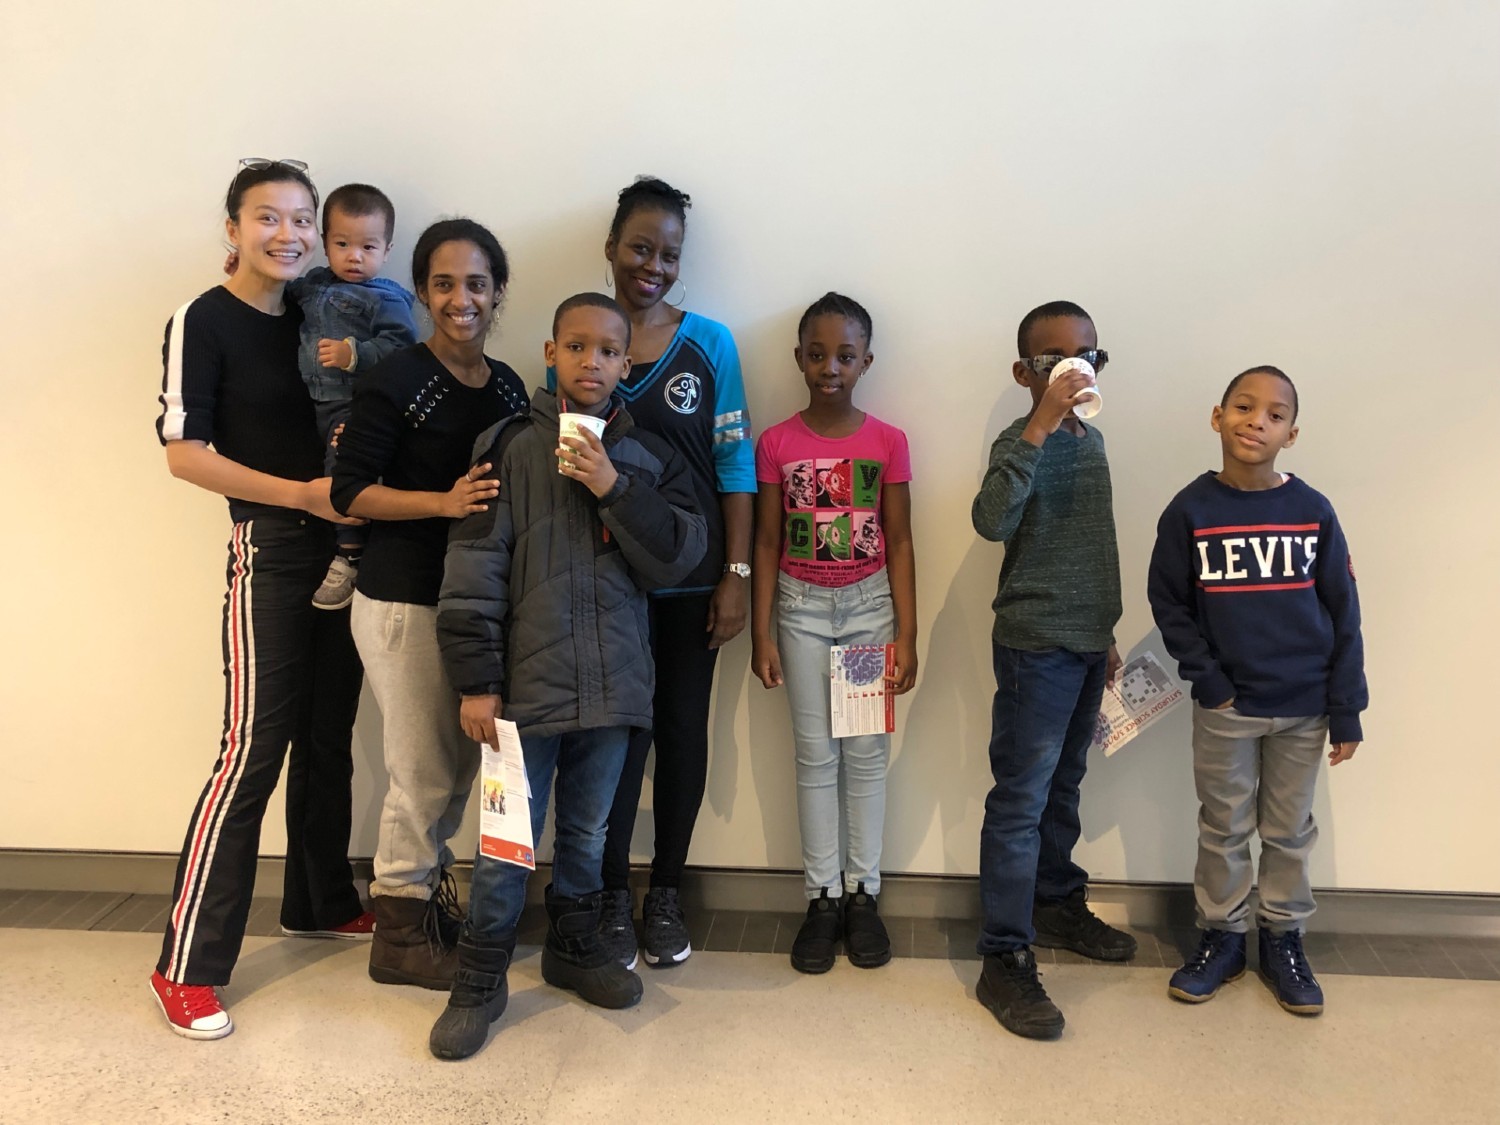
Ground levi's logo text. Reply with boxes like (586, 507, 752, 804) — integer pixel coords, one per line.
(782, 458, 884, 574)
(1194, 523, 1320, 592)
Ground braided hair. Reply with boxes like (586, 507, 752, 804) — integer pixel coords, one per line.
(797, 291, 874, 346)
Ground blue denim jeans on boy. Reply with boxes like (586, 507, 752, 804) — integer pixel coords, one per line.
(466, 726, 631, 941)
(776, 568, 895, 899)
(978, 642, 1106, 953)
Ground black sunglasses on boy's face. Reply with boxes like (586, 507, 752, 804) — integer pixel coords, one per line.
(1019, 350, 1110, 379)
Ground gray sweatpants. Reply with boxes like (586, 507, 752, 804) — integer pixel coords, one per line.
(1191, 703, 1328, 934)
(351, 592, 480, 900)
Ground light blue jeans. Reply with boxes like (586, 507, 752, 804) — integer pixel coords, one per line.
(776, 569, 895, 899)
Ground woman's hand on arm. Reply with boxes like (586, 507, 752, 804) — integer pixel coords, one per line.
(164, 440, 365, 525)
(345, 464, 497, 521)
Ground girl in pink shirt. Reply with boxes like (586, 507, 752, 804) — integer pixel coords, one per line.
(751, 292, 918, 974)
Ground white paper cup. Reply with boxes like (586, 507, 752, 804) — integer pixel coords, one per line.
(1049, 357, 1102, 419)
(557, 413, 607, 472)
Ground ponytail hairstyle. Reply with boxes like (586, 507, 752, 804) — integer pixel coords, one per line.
(608, 176, 692, 242)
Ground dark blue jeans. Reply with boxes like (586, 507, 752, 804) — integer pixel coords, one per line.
(467, 725, 631, 941)
(978, 642, 1107, 954)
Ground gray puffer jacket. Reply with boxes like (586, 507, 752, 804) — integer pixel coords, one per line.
(437, 389, 707, 736)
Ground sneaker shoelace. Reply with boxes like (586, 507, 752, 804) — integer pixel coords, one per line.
(1001, 955, 1050, 1002)
(600, 892, 633, 935)
(172, 982, 224, 1021)
(645, 890, 685, 931)
(434, 870, 463, 921)
(1180, 932, 1233, 977)
(1270, 932, 1317, 984)
(1061, 898, 1118, 943)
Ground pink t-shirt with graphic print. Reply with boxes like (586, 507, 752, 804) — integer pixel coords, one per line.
(755, 412, 912, 588)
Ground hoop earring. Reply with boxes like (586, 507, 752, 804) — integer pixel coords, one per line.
(604, 263, 614, 290)
(665, 279, 687, 308)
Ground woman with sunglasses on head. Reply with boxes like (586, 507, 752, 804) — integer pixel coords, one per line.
(151, 159, 373, 1040)
(549, 176, 755, 969)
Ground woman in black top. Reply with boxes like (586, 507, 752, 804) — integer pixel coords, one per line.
(332, 219, 528, 989)
(151, 160, 371, 1041)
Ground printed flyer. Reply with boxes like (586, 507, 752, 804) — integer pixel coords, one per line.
(830, 644, 896, 739)
(479, 719, 535, 870)
(1093, 651, 1185, 756)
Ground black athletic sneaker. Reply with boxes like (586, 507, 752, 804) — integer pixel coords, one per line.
(1032, 887, 1138, 962)
(977, 948, 1065, 1040)
(598, 888, 639, 971)
(842, 883, 891, 969)
(791, 889, 842, 974)
(641, 887, 691, 967)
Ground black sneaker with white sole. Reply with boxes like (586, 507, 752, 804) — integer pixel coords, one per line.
(641, 887, 691, 966)
(598, 888, 639, 971)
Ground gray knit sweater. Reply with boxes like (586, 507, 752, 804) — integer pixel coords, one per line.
(971, 416, 1121, 653)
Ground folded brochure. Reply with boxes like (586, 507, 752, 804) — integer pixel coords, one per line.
(830, 643, 895, 739)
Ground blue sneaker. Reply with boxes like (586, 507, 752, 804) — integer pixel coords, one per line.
(1259, 928, 1324, 1015)
(1168, 929, 1247, 1003)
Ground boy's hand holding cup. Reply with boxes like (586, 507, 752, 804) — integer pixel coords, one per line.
(557, 413, 618, 498)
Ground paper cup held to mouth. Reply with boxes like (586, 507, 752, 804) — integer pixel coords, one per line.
(558, 413, 607, 473)
(1049, 357, 1102, 419)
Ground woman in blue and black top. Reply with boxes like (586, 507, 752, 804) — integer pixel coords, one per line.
(555, 177, 756, 968)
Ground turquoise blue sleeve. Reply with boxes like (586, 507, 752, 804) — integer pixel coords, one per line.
(704, 319, 756, 493)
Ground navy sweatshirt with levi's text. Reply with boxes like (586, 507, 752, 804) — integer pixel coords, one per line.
(1147, 472, 1367, 743)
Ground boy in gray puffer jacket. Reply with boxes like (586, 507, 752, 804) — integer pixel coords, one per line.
(429, 293, 706, 1060)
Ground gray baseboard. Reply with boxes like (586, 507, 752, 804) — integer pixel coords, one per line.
(2, 849, 1496, 938)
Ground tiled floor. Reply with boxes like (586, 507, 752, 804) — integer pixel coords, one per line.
(4, 888, 1498, 979)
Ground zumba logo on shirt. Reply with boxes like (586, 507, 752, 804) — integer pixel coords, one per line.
(782, 458, 883, 566)
(664, 372, 702, 415)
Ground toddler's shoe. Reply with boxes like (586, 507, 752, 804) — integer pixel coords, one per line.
(1032, 886, 1138, 962)
(790, 888, 841, 974)
(843, 883, 891, 969)
(976, 948, 1065, 1041)
(1168, 928, 1246, 1002)
(598, 887, 639, 970)
(1259, 928, 1324, 1015)
(312, 555, 358, 611)
(642, 886, 692, 967)
(149, 970, 233, 1040)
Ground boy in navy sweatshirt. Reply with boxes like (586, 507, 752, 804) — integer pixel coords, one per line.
(1148, 366, 1366, 1017)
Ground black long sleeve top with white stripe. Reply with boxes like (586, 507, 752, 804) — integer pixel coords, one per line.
(156, 286, 324, 522)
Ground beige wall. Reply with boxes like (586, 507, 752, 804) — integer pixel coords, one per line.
(2, 1, 1496, 892)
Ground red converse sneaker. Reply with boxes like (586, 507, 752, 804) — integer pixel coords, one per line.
(149, 971, 233, 1040)
(281, 910, 376, 940)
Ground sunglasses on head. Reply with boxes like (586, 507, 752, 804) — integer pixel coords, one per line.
(238, 157, 309, 173)
(1019, 350, 1110, 379)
